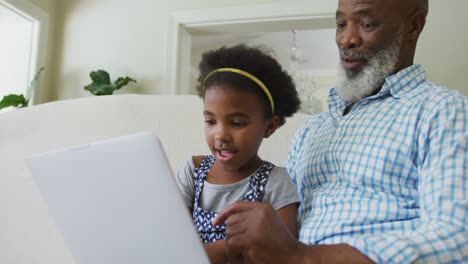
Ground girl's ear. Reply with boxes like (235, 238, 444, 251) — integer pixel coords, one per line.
(264, 115, 280, 138)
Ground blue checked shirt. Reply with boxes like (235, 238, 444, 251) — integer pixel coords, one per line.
(285, 65, 468, 263)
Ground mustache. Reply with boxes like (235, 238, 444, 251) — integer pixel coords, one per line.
(339, 49, 370, 60)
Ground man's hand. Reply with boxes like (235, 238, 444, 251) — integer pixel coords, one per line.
(212, 201, 303, 264)
(203, 240, 229, 264)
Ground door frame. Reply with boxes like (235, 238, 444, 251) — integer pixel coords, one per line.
(166, 1, 336, 94)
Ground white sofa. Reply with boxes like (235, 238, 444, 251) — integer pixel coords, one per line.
(0, 94, 310, 263)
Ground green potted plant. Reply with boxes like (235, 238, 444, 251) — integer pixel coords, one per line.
(84, 70, 136, 95)
(0, 67, 44, 110)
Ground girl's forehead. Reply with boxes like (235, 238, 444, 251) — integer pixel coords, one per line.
(204, 84, 261, 102)
(204, 84, 267, 114)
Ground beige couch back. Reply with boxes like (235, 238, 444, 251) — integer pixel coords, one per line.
(0, 94, 310, 263)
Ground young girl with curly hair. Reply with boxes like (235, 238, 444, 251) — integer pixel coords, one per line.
(176, 44, 301, 263)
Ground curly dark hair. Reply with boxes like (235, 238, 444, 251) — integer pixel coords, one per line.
(196, 44, 300, 127)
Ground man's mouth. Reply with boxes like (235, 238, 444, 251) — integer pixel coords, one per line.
(339, 49, 368, 71)
(341, 56, 365, 70)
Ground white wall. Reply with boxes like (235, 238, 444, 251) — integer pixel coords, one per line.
(43, 0, 468, 102)
(47, 0, 294, 102)
(415, 0, 468, 95)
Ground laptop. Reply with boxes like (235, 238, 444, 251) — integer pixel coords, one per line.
(26, 132, 209, 264)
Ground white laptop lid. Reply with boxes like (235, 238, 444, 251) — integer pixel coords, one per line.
(26, 132, 209, 264)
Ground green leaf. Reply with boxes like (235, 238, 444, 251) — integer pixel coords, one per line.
(0, 94, 28, 110)
(26, 67, 44, 101)
(84, 70, 136, 96)
(89, 70, 111, 84)
(84, 84, 116, 96)
(114, 77, 136, 89)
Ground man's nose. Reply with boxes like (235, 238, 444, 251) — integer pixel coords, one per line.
(339, 25, 361, 49)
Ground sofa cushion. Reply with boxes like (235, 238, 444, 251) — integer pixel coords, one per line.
(0, 94, 310, 263)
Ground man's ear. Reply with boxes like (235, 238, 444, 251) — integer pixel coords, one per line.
(264, 115, 279, 139)
(405, 9, 427, 41)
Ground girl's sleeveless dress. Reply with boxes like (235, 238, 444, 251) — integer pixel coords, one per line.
(192, 155, 274, 243)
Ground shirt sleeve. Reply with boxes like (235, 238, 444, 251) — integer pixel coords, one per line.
(262, 167, 300, 210)
(284, 117, 313, 184)
(175, 157, 196, 209)
(346, 92, 468, 263)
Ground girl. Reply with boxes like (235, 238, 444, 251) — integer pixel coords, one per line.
(176, 44, 301, 263)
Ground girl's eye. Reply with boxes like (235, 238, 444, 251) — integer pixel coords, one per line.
(205, 120, 216, 125)
(232, 121, 247, 127)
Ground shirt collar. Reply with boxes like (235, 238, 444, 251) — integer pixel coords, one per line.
(380, 64, 427, 99)
(328, 64, 427, 118)
(327, 88, 352, 120)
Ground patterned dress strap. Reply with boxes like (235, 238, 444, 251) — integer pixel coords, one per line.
(193, 155, 215, 203)
(191, 158, 275, 244)
(192, 155, 225, 243)
(243, 161, 275, 202)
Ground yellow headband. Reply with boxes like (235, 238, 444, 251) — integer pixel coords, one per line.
(203, 68, 275, 113)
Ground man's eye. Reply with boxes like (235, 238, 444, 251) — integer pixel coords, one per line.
(361, 23, 372, 30)
(336, 22, 345, 31)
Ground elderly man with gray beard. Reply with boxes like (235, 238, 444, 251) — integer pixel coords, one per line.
(212, 0, 468, 263)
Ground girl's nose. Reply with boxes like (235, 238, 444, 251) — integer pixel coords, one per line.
(214, 127, 231, 142)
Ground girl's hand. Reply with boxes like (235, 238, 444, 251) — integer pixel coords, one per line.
(213, 201, 302, 264)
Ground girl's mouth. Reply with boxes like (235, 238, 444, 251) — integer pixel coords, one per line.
(217, 150, 236, 161)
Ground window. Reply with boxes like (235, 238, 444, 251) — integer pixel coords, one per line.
(0, 0, 48, 105)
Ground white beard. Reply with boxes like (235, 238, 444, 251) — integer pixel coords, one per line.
(335, 30, 403, 103)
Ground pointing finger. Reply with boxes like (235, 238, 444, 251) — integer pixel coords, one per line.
(212, 201, 258, 226)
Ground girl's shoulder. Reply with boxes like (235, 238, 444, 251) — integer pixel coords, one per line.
(192, 155, 207, 168)
(268, 166, 291, 182)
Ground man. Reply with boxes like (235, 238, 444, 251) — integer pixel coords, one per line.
(213, 0, 468, 263)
